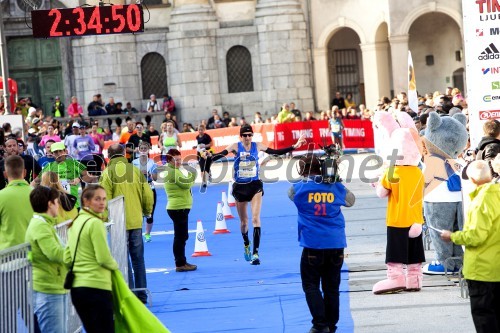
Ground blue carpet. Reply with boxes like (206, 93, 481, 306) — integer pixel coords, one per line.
(144, 181, 354, 333)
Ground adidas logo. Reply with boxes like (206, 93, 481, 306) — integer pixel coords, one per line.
(478, 43, 500, 60)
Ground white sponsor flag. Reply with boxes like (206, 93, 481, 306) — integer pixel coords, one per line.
(408, 51, 418, 114)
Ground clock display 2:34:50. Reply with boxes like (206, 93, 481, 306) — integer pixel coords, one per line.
(48, 4, 142, 36)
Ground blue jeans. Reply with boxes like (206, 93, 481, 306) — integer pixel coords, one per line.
(127, 228, 147, 303)
(33, 291, 67, 333)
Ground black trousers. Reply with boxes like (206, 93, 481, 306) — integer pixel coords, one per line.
(146, 188, 157, 224)
(71, 287, 114, 333)
(468, 280, 500, 333)
(167, 209, 190, 267)
(301, 248, 344, 333)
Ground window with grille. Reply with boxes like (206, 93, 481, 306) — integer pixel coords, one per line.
(141, 53, 168, 100)
(226, 46, 254, 93)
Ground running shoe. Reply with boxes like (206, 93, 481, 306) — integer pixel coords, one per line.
(250, 254, 260, 265)
(144, 234, 152, 243)
(244, 244, 252, 261)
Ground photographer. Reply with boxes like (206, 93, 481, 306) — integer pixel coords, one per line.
(288, 153, 355, 333)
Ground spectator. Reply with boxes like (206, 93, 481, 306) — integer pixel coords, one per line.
(103, 127, 113, 141)
(163, 112, 179, 130)
(207, 109, 219, 129)
(87, 95, 106, 117)
(146, 94, 160, 112)
(228, 117, 238, 127)
(123, 102, 138, 115)
(0, 155, 33, 251)
(146, 124, 160, 137)
(222, 111, 231, 127)
(25, 186, 68, 333)
(115, 102, 123, 115)
(239, 117, 248, 126)
(304, 111, 316, 121)
(290, 102, 301, 118)
(40, 123, 62, 147)
(105, 97, 117, 115)
(100, 144, 154, 304)
(112, 126, 122, 141)
(213, 114, 226, 128)
(40, 171, 78, 223)
(162, 94, 176, 114)
(252, 112, 264, 125)
(344, 92, 356, 109)
(89, 123, 105, 175)
(51, 96, 65, 118)
(0, 137, 42, 190)
(476, 119, 500, 178)
(182, 123, 191, 133)
(331, 91, 346, 110)
(67, 96, 83, 118)
(440, 161, 500, 333)
(64, 185, 119, 332)
(345, 106, 360, 120)
(277, 103, 295, 123)
(319, 111, 329, 121)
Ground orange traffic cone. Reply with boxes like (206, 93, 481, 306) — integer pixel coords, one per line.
(192, 220, 212, 257)
(227, 181, 236, 207)
(213, 202, 230, 234)
(221, 191, 234, 219)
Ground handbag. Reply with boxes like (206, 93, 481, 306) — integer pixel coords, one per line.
(64, 217, 92, 290)
(60, 192, 78, 212)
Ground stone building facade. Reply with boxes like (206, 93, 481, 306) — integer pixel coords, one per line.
(2, 0, 464, 124)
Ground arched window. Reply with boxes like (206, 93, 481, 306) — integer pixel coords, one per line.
(141, 52, 168, 99)
(226, 46, 254, 93)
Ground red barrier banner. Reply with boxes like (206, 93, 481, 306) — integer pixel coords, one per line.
(177, 123, 276, 159)
(274, 120, 374, 150)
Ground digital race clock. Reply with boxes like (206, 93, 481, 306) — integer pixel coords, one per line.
(31, 4, 144, 38)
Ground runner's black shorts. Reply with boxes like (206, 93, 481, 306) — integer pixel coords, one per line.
(232, 180, 264, 202)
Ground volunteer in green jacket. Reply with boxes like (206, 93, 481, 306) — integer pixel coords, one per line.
(100, 144, 154, 303)
(25, 186, 67, 333)
(441, 160, 500, 333)
(64, 185, 118, 333)
(0, 155, 33, 251)
(164, 148, 197, 272)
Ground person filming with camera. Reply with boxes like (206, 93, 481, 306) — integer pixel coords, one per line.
(288, 153, 355, 333)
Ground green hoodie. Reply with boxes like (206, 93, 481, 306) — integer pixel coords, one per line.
(25, 213, 67, 294)
(0, 180, 33, 251)
(100, 156, 154, 230)
(163, 164, 196, 210)
(63, 209, 119, 291)
(451, 183, 500, 282)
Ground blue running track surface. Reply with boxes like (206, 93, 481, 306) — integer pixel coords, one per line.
(144, 181, 354, 333)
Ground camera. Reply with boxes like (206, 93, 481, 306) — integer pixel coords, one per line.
(318, 144, 342, 183)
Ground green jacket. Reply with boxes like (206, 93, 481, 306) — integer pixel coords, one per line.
(25, 213, 67, 294)
(0, 180, 33, 251)
(163, 164, 196, 210)
(63, 210, 119, 291)
(100, 156, 154, 230)
(451, 183, 500, 282)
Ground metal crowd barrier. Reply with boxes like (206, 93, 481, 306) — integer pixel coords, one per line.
(0, 243, 34, 333)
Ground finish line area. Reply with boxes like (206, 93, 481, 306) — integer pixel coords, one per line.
(144, 181, 354, 333)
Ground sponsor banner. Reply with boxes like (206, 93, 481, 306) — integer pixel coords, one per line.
(463, 0, 500, 147)
(274, 120, 374, 150)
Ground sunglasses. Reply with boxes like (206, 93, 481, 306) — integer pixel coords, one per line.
(241, 134, 253, 138)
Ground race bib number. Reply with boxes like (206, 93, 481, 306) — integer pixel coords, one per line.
(60, 179, 71, 193)
(149, 182, 155, 190)
(238, 160, 257, 178)
(331, 124, 341, 133)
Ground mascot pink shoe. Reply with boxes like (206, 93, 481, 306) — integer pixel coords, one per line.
(405, 264, 423, 291)
(372, 262, 406, 295)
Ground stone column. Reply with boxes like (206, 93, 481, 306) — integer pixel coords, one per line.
(167, 1, 220, 124)
(389, 34, 409, 96)
(313, 48, 329, 112)
(255, 0, 314, 113)
(360, 41, 391, 108)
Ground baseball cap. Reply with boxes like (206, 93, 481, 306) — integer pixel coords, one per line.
(50, 142, 66, 152)
(72, 122, 80, 128)
(240, 124, 253, 135)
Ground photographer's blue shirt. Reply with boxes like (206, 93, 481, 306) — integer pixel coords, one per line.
(234, 142, 260, 183)
(292, 177, 348, 249)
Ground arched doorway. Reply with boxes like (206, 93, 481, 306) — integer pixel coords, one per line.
(453, 68, 464, 93)
(327, 28, 364, 107)
(408, 13, 463, 94)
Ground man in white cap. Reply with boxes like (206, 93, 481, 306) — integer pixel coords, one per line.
(145, 94, 160, 112)
(64, 121, 80, 158)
